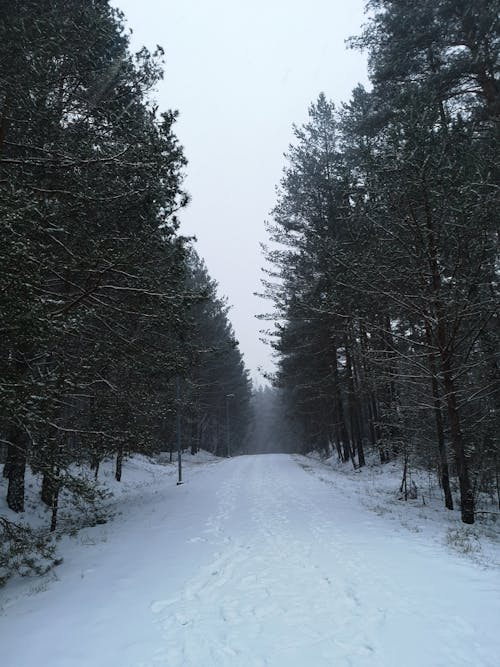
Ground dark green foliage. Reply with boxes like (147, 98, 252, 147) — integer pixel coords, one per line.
(0, 517, 56, 585)
(1, 0, 190, 518)
(261, 0, 499, 523)
(1, 0, 251, 574)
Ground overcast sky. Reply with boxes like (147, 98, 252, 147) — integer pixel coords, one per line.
(114, 0, 369, 383)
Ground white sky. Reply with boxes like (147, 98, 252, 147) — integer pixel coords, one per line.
(114, 0, 369, 383)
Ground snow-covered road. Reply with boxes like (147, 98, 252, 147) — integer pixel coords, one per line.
(2, 454, 500, 667)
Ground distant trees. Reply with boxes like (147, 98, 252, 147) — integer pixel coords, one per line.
(261, 0, 499, 523)
(1, 0, 251, 560)
(247, 386, 301, 455)
(180, 252, 252, 458)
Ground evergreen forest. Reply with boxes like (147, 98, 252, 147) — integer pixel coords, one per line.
(0, 0, 498, 595)
(260, 0, 499, 526)
(1, 0, 252, 579)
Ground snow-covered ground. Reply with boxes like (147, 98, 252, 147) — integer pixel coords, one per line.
(304, 451, 500, 569)
(2, 453, 500, 667)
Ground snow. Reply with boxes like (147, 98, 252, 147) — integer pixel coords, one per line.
(2, 453, 500, 667)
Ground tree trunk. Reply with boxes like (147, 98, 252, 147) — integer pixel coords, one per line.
(5, 428, 27, 513)
(333, 424, 343, 461)
(191, 415, 200, 455)
(351, 332, 366, 468)
(440, 360, 474, 524)
(50, 459, 61, 532)
(115, 443, 123, 482)
(50, 483, 60, 533)
(331, 346, 351, 463)
(359, 322, 379, 451)
(41, 468, 58, 507)
(423, 190, 473, 523)
(0, 95, 10, 154)
(400, 451, 408, 500)
(344, 333, 365, 467)
(424, 321, 453, 510)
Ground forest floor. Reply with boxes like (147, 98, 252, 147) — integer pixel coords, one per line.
(1, 452, 500, 667)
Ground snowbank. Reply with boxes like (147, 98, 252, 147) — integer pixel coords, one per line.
(300, 451, 500, 568)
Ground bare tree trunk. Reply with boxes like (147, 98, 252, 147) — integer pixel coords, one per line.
(333, 424, 343, 461)
(191, 413, 200, 455)
(50, 482, 60, 533)
(50, 454, 62, 532)
(41, 467, 58, 507)
(115, 443, 123, 482)
(359, 322, 379, 451)
(0, 95, 10, 154)
(400, 450, 408, 500)
(424, 321, 453, 510)
(345, 336, 364, 467)
(5, 427, 28, 513)
(423, 192, 473, 523)
(331, 346, 351, 463)
(349, 327, 366, 467)
(440, 359, 474, 524)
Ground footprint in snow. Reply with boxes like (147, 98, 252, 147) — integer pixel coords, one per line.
(150, 599, 174, 614)
(175, 612, 191, 626)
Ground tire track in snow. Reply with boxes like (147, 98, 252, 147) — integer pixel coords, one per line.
(247, 456, 378, 664)
(149, 456, 378, 666)
(147, 455, 500, 667)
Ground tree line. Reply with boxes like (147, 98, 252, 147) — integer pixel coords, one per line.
(261, 0, 499, 524)
(1, 0, 251, 578)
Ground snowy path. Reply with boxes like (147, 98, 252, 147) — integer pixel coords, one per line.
(2, 454, 500, 667)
